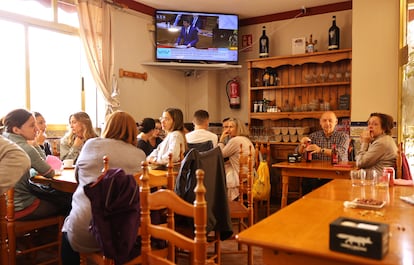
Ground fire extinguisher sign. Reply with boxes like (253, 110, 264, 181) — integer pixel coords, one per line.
(242, 34, 252, 52)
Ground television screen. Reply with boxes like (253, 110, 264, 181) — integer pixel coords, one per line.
(155, 10, 239, 64)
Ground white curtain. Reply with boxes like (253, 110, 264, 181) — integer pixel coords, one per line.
(76, 0, 119, 117)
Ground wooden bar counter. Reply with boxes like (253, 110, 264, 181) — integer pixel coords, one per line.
(237, 179, 414, 265)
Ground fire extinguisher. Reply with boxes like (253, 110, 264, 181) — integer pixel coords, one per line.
(226, 77, 241, 109)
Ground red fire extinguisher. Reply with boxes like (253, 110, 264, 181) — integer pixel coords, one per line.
(226, 77, 241, 109)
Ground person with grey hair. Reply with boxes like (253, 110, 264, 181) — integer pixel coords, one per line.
(295, 111, 350, 194)
(218, 118, 255, 200)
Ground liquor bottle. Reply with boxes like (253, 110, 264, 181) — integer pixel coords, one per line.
(259, 26, 269, 58)
(328, 16, 340, 50)
(331, 143, 339, 164)
(306, 34, 317, 53)
(305, 141, 312, 162)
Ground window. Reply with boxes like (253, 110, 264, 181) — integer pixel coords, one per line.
(0, 0, 104, 128)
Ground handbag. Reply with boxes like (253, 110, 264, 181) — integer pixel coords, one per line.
(252, 152, 271, 201)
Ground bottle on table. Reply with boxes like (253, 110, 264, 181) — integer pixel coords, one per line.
(259, 26, 269, 58)
(328, 15, 340, 50)
(331, 143, 339, 165)
(305, 141, 312, 162)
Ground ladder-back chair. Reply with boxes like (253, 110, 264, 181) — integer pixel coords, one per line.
(140, 163, 210, 265)
(223, 144, 254, 265)
(80, 154, 176, 265)
(0, 187, 63, 265)
(254, 140, 271, 222)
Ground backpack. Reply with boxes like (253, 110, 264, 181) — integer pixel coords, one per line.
(252, 153, 271, 201)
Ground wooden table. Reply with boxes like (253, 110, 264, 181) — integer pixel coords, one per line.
(273, 161, 356, 208)
(237, 179, 414, 265)
(32, 168, 172, 193)
(32, 168, 78, 193)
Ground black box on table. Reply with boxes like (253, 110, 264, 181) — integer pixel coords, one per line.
(287, 153, 301, 163)
(329, 217, 389, 260)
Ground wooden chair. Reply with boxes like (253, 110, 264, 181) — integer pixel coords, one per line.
(223, 144, 254, 265)
(0, 188, 64, 265)
(187, 140, 214, 153)
(139, 163, 209, 265)
(80, 154, 176, 265)
(174, 146, 232, 265)
(1, 193, 9, 264)
(396, 142, 412, 180)
(254, 141, 271, 223)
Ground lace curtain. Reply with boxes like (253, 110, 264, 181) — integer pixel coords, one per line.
(76, 0, 119, 117)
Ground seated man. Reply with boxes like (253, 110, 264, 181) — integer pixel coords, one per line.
(295, 111, 349, 194)
(186, 109, 218, 151)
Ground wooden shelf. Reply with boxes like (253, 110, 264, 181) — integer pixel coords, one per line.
(250, 110, 351, 121)
(250, 81, 350, 90)
(247, 49, 352, 69)
(142, 62, 242, 71)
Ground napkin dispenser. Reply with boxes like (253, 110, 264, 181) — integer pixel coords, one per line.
(329, 217, 389, 260)
(287, 153, 301, 163)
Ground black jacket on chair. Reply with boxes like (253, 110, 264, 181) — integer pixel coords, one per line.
(175, 147, 233, 240)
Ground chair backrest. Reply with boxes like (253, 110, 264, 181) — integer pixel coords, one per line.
(255, 141, 271, 167)
(237, 144, 254, 218)
(174, 147, 233, 240)
(188, 141, 214, 153)
(397, 142, 412, 180)
(2, 186, 63, 265)
(84, 156, 141, 265)
(140, 161, 208, 265)
(0, 193, 7, 264)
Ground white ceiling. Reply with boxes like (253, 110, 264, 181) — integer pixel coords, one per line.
(134, 0, 348, 19)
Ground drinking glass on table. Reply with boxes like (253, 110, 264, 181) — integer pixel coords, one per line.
(350, 169, 366, 186)
(364, 169, 378, 186)
(377, 170, 390, 188)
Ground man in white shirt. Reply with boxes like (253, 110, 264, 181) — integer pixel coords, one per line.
(186, 110, 218, 148)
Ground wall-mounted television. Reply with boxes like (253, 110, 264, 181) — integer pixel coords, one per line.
(155, 10, 239, 64)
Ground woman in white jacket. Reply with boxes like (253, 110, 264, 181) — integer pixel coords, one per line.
(147, 108, 187, 164)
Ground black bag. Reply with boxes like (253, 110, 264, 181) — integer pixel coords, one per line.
(28, 176, 72, 211)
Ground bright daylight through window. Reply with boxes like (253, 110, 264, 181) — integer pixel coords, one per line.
(0, 0, 104, 127)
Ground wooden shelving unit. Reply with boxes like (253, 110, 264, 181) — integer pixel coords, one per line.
(248, 49, 352, 201)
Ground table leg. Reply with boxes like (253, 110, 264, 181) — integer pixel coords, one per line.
(281, 174, 289, 208)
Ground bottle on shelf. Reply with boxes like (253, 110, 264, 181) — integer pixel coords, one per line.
(259, 26, 269, 58)
(328, 15, 340, 50)
(331, 143, 339, 164)
(305, 141, 312, 162)
(262, 67, 271, 86)
(306, 34, 317, 53)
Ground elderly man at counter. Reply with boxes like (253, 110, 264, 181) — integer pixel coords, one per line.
(295, 111, 350, 194)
